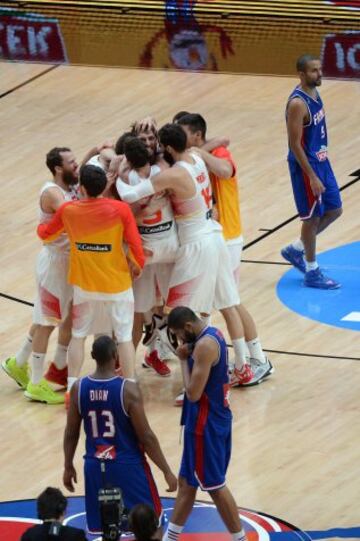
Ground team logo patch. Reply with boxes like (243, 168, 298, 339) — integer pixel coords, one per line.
(95, 445, 116, 460)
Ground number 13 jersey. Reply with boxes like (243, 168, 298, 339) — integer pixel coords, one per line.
(79, 376, 143, 463)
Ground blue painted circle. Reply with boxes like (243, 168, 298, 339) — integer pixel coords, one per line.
(277, 241, 360, 331)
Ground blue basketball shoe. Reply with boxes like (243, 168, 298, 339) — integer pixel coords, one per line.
(281, 245, 306, 273)
(304, 267, 340, 289)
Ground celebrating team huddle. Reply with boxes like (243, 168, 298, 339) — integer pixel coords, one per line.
(2, 112, 273, 407)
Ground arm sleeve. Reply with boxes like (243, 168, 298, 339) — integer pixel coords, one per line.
(212, 146, 236, 177)
(116, 177, 155, 203)
(36, 203, 68, 242)
(121, 205, 145, 269)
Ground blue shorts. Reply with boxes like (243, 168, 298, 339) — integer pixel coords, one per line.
(179, 423, 231, 491)
(84, 458, 163, 534)
(288, 159, 342, 220)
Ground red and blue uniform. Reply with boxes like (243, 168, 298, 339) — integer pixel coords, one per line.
(287, 86, 342, 219)
(180, 326, 232, 491)
(78, 376, 162, 534)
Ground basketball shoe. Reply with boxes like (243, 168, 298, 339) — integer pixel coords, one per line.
(304, 268, 340, 289)
(1, 356, 29, 389)
(281, 245, 306, 273)
(174, 390, 185, 407)
(24, 379, 65, 404)
(143, 344, 171, 377)
(44, 362, 67, 389)
(249, 356, 274, 379)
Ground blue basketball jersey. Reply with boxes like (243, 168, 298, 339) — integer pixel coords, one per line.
(79, 376, 143, 463)
(181, 326, 232, 433)
(287, 86, 328, 163)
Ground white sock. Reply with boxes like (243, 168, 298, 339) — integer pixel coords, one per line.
(54, 344, 68, 369)
(292, 239, 304, 251)
(232, 529, 247, 541)
(30, 352, 46, 384)
(163, 522, 183, 541)
(67, 377, 78, 391)
(232, 338, 247, 370)
(15, 335, 33, 366)
(305, 260, 318, 272)
(246, 337, 266, 364)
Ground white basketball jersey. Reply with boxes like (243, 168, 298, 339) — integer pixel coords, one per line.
(39, 181, 78, 251)
(172, 153, 214, 244)
(128, 166, 178, 258)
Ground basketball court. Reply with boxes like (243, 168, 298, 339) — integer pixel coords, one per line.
(0, 60, 359, 539)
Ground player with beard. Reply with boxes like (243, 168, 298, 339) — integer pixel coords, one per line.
(116, 123, 267, 388)
(163, 307, 247, 541)
(2, 148, 79, 404)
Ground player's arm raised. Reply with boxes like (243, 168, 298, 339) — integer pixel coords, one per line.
(124, 380, 177, 492)
(180, 338, 218, 402)
(63, 382, 82, 492)
(287, 98, 325, 197)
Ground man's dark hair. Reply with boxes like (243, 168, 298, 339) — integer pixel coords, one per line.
(177, 113, 207, 138)
(37, 487, 67, 521)
(128, 504, 159, 541)
(79, 164, 106, 197)
(124, 137, 149, 169)
(173, 110, 190, 123)
(46, 147, 71, 175)
(168, 306, 199, 330)
(296, 54, 319, 72)
(158, 123, 187, 153)
(115, 131, 133, 155)
(91, 335, 117, 365)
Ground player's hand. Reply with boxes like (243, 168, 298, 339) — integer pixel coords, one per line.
(97, 139, 114, 152)
(143, 248, 154, 258)
(128, 260, 142, 281)
(135, 116, 157, 134)
(212, 205, 219, 222)
(176, 343, 191, 361)
(310, 176, 325, 197)
(63, 466, 77, 492)
(164, 470, 178, 492)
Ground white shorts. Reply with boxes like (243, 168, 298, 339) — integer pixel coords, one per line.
(213, 231, 240, 310)
(72, 288, 134, 342)
(166, 232, 239, 314)
(134, 262, 173, 313)
(226, 235, 244, 288)
(32, 247, 72, 326)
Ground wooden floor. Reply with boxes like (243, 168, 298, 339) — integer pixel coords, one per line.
(0, 61, 359, 534)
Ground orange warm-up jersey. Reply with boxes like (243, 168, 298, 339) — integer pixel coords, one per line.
(210, 146, 242, 241)
(37, 198, 145, 295)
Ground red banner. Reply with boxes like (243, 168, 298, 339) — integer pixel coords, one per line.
(322, 31, 360, 78)
(0, 9, 67, 63)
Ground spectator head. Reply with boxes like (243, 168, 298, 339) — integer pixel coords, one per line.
(128, 504, 159, 541)
(37, 487, 67, 521)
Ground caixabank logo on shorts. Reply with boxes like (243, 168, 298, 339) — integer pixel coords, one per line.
(0, 496, 304, 541)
